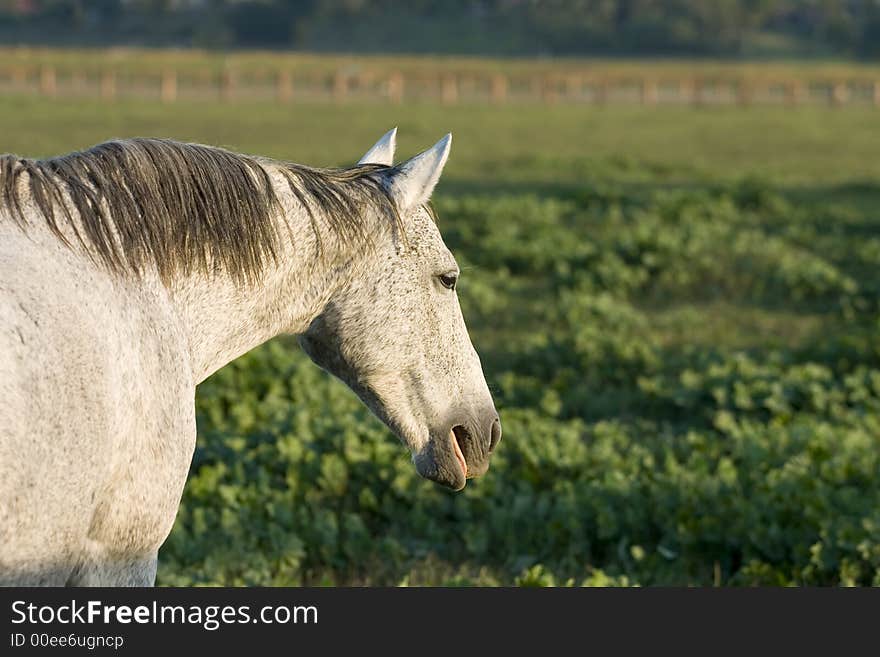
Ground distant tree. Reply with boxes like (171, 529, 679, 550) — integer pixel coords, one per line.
(0, 0, 878, 59)
(858, 2, 880, 58)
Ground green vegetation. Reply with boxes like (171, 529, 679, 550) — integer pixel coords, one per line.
(4, 1, 880, 59)
(5, 92, 880, 586)
(4, 47, 880, 85)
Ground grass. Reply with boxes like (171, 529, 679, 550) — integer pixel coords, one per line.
(5, 47, 880, 80)
(3, 88, 880, 585)
(4, 96, 880, 186)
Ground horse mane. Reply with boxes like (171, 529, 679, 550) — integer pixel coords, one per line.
(0, 138, 400, 284)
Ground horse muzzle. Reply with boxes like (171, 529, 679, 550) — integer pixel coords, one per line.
(415, 411, 502, 490)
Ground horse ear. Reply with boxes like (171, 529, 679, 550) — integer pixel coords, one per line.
(386, 133, 451, 213)
(358, 127, 397, 166)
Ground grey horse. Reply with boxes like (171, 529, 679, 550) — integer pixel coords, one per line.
(0, 129, 501, 585)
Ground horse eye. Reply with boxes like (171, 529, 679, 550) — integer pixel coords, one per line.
(438, 273, 458, 290)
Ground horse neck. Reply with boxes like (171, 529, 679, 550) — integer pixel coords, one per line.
(167, 171, 363, 384)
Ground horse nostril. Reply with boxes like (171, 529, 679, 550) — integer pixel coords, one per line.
(489, 417, 502, 453)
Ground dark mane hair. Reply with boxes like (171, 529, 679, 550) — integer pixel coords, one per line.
(0, 138, 399, 284)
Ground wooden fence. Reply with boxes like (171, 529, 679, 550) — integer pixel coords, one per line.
(4, 65, 880, 107)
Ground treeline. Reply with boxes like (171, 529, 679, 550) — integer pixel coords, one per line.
(1, 0, 879, 58)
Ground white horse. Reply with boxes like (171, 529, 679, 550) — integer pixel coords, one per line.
(0, 129, 501, 586)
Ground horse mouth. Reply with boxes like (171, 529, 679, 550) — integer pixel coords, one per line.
(450, 426, 469, 478)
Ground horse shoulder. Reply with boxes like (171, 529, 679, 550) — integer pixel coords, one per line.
(0, 227, 197, 578)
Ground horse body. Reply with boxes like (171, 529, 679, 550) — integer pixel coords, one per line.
(0, 166, 345, 584)
(0, 130, 501, 586)
(1, 217, 195, 584)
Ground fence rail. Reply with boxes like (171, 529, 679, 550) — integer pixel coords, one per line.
(3, 65, 880, 107)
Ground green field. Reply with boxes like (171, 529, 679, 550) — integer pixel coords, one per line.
(7, 47, 880, 80)
(5, 92, 880, 586)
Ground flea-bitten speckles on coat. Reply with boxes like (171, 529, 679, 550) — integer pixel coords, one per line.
(0, 130, 499, 586)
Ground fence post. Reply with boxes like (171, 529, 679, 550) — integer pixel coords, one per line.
(692, 78, 705, 106)
(10, 66, 26, 89)
(70, 69, 86, 95)
(563, 75, 581, 102)
(641, 78, 658, 106)
(785, 80, 805, 107)
(161, 69, 177, 103)
(387, 72, 403, 104)
(332, 71, 347, 102)
(591, 78, 608, 105)
(100, 70, 116, 100)
(542, 76, 559, 104)
(525, 76, 537, 102)
(831, 80, 848, 107)
(737, 78, 752, 106)
(678, 78, 694, 105)
(277, 70, 293, 102)
(220, 69, 235, 102)
(490, 74, 508, 104)
(440, 74, 458, 105)
(39, 65, 56, 97)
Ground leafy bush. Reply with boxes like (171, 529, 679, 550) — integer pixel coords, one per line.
(158, 178, 880, 587)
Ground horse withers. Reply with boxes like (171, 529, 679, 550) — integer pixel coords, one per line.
(0, 129, 501, 585)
